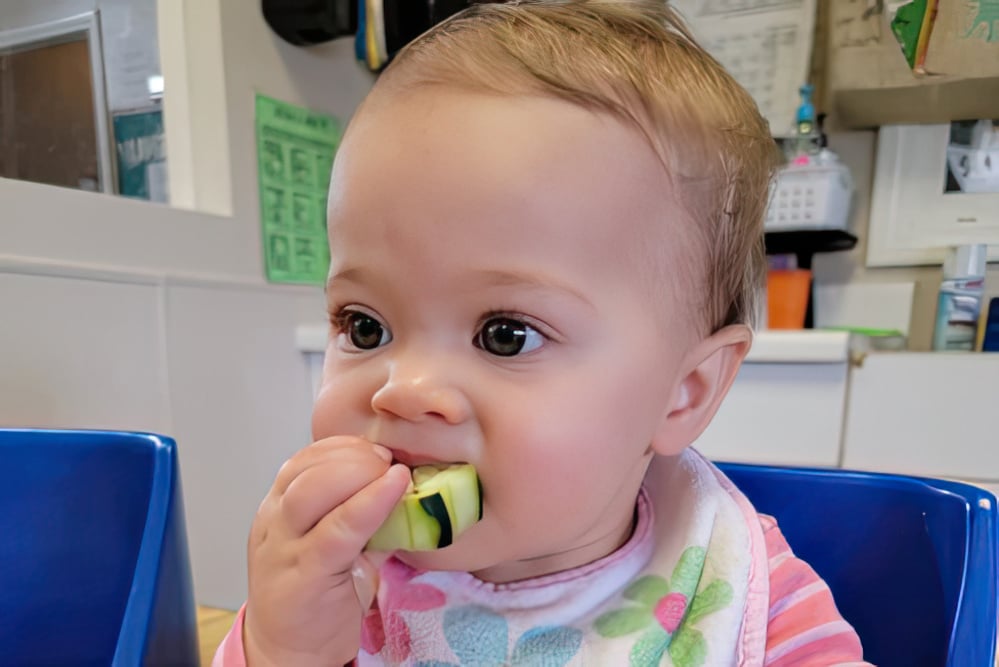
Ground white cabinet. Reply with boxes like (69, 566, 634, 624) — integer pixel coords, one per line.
(694, 331, 850, 468)
(703, 337, 999, 487)
(843, 353, 999, 482)
(296, 324, 327, 398)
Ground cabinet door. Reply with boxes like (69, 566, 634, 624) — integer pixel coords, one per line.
(696, 360, 849, 467)
(842, 353, 999, 481)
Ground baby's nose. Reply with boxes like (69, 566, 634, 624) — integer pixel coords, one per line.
(370, 360, 471, 425)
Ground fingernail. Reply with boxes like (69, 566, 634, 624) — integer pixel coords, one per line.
(372, 444, 393, 462)
(352, 555, 379, 610)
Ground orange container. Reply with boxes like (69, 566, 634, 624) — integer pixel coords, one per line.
(767, 269, 812, 329)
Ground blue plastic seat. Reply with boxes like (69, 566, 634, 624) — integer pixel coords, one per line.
(0, 429, 198, 666)
(718, 462, 998, 667)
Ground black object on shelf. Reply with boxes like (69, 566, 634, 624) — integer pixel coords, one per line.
(262, 0, 472, 61)
(764, 229, 858, 329)
(764, 229, 857, 266)
(382, 0, 470, 58)
(262, 0, 356, 46)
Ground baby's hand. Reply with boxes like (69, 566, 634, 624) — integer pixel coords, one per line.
(243, 437, 410, 667)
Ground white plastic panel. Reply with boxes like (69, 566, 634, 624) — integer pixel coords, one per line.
(813, 282, 916, 336)
(843, 353, 999, 481)
(165, 284, 316, 609)
(696, 360, 848, 467)
(0, 271, 169, 432)
(747, 330, 850, 363)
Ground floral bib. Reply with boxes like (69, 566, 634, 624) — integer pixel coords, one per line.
(358, 451, 770, 667)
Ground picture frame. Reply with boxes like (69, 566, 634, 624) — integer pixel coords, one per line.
(867, 123, 999, 267)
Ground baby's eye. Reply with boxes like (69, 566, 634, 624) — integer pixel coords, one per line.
(334, 310, 392, 351)
(474, 317, 545, 357)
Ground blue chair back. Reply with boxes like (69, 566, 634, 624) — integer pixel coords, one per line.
(718, 462, 998, 667)
(0, 429, 198, 666)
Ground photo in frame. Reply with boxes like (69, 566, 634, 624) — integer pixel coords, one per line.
(867, 123, 999, 267)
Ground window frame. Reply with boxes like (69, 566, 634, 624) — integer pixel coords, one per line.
(0, 11, 115, 195)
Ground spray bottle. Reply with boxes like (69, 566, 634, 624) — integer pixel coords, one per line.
(932, 244, 988, 351)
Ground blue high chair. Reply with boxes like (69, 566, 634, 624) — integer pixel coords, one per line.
(718, 462, 999, 667)
(0, 429, 199, 666)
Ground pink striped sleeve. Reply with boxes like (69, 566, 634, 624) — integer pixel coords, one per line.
(212, 605, 248, 667)
(211, 606, 359, 667)
(760, 515, 872, 666)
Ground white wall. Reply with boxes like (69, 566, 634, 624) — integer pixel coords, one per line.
(0, 0, 97, 27)
(0, 0, 374, 609)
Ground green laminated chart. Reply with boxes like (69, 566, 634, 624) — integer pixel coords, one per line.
(255, 94, 342, 284)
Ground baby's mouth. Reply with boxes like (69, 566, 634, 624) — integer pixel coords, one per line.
(386, 448, 448, 469)
(366, 462, 483, 552)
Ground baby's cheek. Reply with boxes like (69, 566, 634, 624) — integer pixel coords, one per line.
(487, 446, 577, 518)
(311, 391, 342, 439)
(311, 379, 364, 440)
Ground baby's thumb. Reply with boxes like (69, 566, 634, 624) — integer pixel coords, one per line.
(351, 553, 380, 611)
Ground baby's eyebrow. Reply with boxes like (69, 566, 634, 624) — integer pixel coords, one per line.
(474, 269, 595, 310)
(325, 266, 365, 294)
(325, 266, 595, 310)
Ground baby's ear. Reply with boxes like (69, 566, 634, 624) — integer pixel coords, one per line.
(650, 325, 751, 457)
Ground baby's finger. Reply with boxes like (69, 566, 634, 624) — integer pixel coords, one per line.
(273, 436, 390, 495)
(281, 456, 390, 535)
(309, 463, 411, 574)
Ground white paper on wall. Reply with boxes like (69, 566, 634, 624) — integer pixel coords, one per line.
(671, 0, 818, 135)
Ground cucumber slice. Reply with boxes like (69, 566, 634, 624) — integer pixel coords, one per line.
(367, 463, 481, 552)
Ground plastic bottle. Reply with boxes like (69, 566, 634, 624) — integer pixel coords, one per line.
(932, 244, 988, 351)
(786, 84, 820, 163)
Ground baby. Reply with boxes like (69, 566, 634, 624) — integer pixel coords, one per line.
(216, 1, 868, 665)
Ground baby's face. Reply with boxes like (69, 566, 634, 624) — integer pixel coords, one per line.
(314, 87, 694, 581)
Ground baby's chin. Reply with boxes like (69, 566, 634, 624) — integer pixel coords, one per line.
(394, 542, 577, 584)
(393, 550, 455, 572)
(392, 537, 499, 575)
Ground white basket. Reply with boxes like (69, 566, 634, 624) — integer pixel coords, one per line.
(766, 161, 853, 233)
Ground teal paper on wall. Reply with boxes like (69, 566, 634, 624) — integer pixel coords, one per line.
(113, 109, 167, 202)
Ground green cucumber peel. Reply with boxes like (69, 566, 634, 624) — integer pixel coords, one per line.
(366, 463, 481, 552)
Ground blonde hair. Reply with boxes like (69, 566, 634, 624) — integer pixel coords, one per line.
(379, 0, 778, 331)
